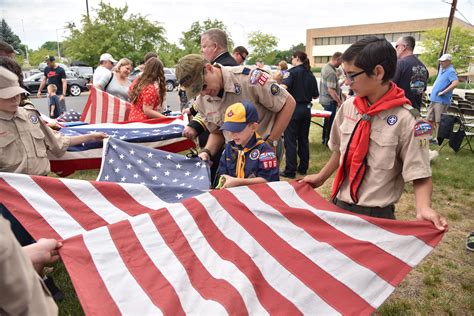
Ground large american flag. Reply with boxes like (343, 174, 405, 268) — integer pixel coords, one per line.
(48, 116, 195, 176)
(0, 172, 444, 315)
(81, 86, 131, 124)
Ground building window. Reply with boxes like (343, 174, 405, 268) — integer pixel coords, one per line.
(342, 36, 351, 44)
(329, 37, 336, 45)
(315, 38, 323, 45)
(322, 37, 329, 45)
(335, 36, 342, 44)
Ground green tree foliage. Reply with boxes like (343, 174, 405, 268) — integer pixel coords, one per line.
(159, 42, 183, 67)
(64, 3, 166, 66)
(246, 31, 278, 65)
(28, 48, 57, 66)
(273, 43, 306, 65)
(179, 19, 233, 55)
(0, 19, 23, 55)
(41, 41, 64, 56)
(420, 27, 474, 72)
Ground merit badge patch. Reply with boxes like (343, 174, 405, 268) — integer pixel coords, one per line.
(249, 69, 262, 85)
(29, 114, 39, 124)
(249, 149, 260, 160)
(414, 121, 433, 138)
(387, 115, 398, 125)
(234, 84, 241, 95)
(270, 83, 280, 96)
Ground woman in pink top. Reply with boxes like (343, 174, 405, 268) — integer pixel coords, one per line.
(128, 57, 166, 120)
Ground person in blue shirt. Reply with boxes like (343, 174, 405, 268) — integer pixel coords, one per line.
(428, 53, 458, 140)
(216, 101, 279, 189)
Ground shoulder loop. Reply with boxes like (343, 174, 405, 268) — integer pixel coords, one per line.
(402, 104, 421, 119)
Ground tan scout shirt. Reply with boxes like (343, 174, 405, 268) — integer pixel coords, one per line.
(0, 105, 70, 175)
(329, 98, 431, 207)
(194, 65, 290, 139)
(0, 217, 58, 315)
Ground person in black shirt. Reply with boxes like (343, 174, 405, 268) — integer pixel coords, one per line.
(281, 51, 319, 178)
(37, 56, 67, 113)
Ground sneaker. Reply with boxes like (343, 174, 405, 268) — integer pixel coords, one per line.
(467, 232, 474, 252)
(279, 171, 295, 179)
(43, 276, 65, 302)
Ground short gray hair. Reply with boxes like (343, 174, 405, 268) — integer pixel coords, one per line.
(202, 28, 228, 50)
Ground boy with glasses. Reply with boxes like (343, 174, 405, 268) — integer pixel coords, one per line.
(301, 36, 447, 231)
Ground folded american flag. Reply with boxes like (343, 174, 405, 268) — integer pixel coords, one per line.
(98, 138, 210, 203)
(0, 172, 444, 315)
(81, 86, 131, 124)
(48, 116, 195, 176)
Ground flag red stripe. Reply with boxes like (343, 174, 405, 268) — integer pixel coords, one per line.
(101, 90, 109, 123)
(251, 184, 411, 285)
(61, 234, 121, 315)
(90, 87, 97, 124)
(182, 197, 302, 315)
(213, 189, 373, 315)
(291, 182, 444, 247)
(80, 88, 93, 123)
(109, 219, 186, 315)
(91, 181, 156, 216)
(153, 209, 249, 315)
(32, 176, 108, 231)
(112, 96, 120, 122)
(0, 178, 60, 241)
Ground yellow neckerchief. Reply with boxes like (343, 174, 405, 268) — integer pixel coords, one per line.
(232, 133, 265, 178)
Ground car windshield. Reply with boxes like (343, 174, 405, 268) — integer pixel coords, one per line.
(25, 73, 43, 81)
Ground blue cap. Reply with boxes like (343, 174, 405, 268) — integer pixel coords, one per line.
(221, 100, 259, 132)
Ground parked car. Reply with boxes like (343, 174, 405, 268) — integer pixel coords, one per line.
(128, 67, 177, 92)
(23, 71, 89, 96)
(69, 66, 93, 83)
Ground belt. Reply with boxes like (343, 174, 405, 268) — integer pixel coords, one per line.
(333, 198, 395, 219)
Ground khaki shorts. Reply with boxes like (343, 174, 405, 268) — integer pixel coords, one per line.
(427, 102, 448, 123)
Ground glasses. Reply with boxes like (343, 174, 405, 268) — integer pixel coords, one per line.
(344, 70, 365, 83)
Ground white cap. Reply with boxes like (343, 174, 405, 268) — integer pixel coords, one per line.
(438, 53, 452, 61)
(100, 53, 117, 63)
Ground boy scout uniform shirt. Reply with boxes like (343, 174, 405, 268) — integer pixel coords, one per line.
(0, 105, 70, 175)
(194, 65, 290, 140)
(0, 217, 58, 315)
(328, 97, 432, 208)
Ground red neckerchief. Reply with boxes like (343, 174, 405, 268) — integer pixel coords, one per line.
(331, 82, 410, 203)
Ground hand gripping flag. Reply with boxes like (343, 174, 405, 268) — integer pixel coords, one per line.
(0, 171, 445, 315)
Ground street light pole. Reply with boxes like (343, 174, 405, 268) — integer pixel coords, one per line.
(55, 29, 61, 60)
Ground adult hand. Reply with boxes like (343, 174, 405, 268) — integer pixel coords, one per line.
(59, 95, 65, 101)
(23, 238, 63, 274)
(198, 151, 210, 161)
(299, 173, 325, 188)
(89, 132, 108, 141)
(182, 108, 191, 115)
(36, 91, 42, 98)
(416, 206, 448, 231)
(183, 126, 198, 139)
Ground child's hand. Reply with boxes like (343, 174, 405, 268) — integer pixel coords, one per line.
(221, 175, 237, 189)
(89, 132, 108, 142)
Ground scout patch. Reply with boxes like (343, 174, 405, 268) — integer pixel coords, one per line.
(387, 115, 398, 125)
(249, 149, 260, 160)
(283, 72, 290, 79)
(414, 121, 432, 138)
(259, 152, 277, 169)
(234, 84, 241, 95)
(249, 69, 268, 86)
(270, 83, 280, 96)
(29, 114, 39, 124)
(227, 110, 234, 118)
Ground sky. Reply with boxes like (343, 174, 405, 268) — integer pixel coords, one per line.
(1, 0, 473, 51)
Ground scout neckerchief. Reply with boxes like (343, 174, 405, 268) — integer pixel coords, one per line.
(232, 133, 265, 178)
(331, 82, 410, 203)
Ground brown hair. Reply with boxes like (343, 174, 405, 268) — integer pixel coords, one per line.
(129, 57, 166, 107)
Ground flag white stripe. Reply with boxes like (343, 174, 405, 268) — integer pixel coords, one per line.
(166, 203, 269, 315)
(117, 96, 127, 121)
(2, 173, 85, 239)
(59, 178, 130, 224)
(268, 182, 433, 267)
(130, 214, 227, 315)
(95, 91, 103, 123)
(230, 185, 394, 308)
(118, 182, 171, 209)
(69, 119, 186, 130)
(195, 193, 340, 315)
(83, 226, 162, 315)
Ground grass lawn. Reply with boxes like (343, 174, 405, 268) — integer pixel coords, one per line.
(52, 117, 474, 315)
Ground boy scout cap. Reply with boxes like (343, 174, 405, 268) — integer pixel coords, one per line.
(0, 66, 29, 99)
(175, 54, 207, 99)
(221, 100, 259, 133)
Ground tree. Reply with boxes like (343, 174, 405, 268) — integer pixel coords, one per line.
(246, 31, 278, 65)
(28, 48, 57, 67)
(41, 41, 64, 56)
(273, 43, 306, 65)
(179, 19, 233, 55)
(0, 19, 23, 55)
(64, 3, 167, 66)
(420, 27, 474, 73)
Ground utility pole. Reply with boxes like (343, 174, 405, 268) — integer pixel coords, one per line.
(441, 0, 458, 56)
(86, 0, 90, 19)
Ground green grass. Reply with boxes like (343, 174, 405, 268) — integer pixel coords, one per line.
(52, 116, 474, 314)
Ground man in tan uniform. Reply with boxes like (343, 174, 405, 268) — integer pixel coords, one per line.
(301, 37, 447, 230)
(176, 54, 296, 163)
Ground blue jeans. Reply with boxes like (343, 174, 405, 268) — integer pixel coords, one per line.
(322, 101, 337, 144)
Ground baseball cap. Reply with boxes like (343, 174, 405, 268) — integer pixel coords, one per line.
(0, 66, 29, 99)
(0, 41, 16, 54)
(100, 53, 118, 63)
(221, 101, 259, 133)
(438, 53, 452, 61)
(44, 55, 55, 62)
(175, 54, 207, 99)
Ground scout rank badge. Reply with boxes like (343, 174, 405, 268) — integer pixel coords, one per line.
(234, 84, 241, 95)
(29, 114, 39, 124)
(387, 115, 398, 125)
(270, 83, 280, 96)
(259, 152, 277, 169)
(414, 120, 433, 148)
(249, 69, 268, 86)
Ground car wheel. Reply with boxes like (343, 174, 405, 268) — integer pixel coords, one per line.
(69, 84, 82, 96)
(166, 81, 175, 92)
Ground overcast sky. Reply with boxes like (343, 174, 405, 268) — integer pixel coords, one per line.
(1, 0, 473, 51)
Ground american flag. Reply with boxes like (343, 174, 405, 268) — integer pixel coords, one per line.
(0, 172, 444, 315)
(48, 116, 196, 176)
(98, 138, 210, 202)
(81, 86, 131, 124)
